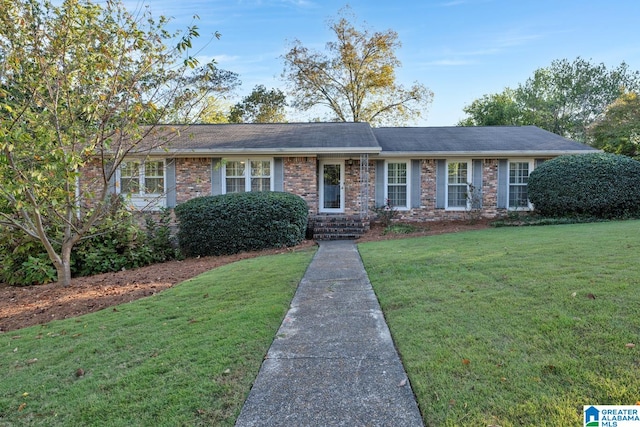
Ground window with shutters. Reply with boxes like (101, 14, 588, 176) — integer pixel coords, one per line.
(386, 161, 409, 209)
(223, 159, 273, 193)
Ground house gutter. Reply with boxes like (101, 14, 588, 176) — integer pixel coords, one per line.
(379, 149, 601, 158)
(145, 147, 383, 157)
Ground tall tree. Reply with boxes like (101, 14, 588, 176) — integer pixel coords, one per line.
(229, 85, 288, 123)
(0, 0, 225, 286)
(589, 91, 640, 158)
(458, 88, 523, 126)
(282, 9, 433, 126)
(459, 57, 640, 142)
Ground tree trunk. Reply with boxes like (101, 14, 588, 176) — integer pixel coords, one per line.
(55, 243, 74, 287)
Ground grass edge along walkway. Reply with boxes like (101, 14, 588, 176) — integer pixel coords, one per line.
(359, 220, 640, 427)
(0, 248, 315, 427)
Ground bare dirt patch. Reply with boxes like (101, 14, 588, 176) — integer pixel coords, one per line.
(0, 220, 490, 332)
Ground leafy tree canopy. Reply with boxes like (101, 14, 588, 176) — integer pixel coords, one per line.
(229, 85, 288, 123)
(459, 57, 640, 142)
(282, 8, 433, 126)
(589, 91, 640, 158)
(458, 88, 524, 126)
(0, 0, 228, 286)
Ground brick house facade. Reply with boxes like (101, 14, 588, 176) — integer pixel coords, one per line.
(82, 123, 598, 238)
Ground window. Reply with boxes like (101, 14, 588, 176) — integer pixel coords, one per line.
(119, 160, 165, 195)
(224, 159, 272, 193)
(509, 162, 530, 209)
(386, 162, 408, 208)
(447, 162, 470, 209)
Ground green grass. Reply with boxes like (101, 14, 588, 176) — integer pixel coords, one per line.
(359, 220, 640, 427)
(0, 249, 315, 427)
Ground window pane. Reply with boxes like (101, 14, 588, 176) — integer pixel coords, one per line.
(120, 161, 140, 194)
(387, 163, 407, 207)
(447, 162, 468, 208)
(226, 161, 245, 177)
(251, 178, 271, 192)
(509, 185, 528, 208)
(448, 184, 467, 207)
(388, 163, 407, 185)
(145, 178, 164, 194)
(509, 162, 529, 184)
(448, 162, 468, 184)
(144, 161, 164, 193)
(226, 178, 246, 193)
(509, 162, 530, 208)
(251, 161, 270, 178)
(388, 185, 407, 207)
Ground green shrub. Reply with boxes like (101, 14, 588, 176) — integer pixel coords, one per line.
(175, 192, 308, 257)
(71, 205, 153, 277)
(144, 208, 182, 263)
(0, 200, 179, 286)
(0, 231, 57, 286)
(528, 153, 640, 218)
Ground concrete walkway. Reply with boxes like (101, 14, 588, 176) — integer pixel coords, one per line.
(235, 240, 424, 426)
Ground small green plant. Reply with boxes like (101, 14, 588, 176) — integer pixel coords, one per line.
(22, 254, 57, 285)
(372, 198, 399, 227)
(144, 208, 181, 262)
(383, 223, 418, 235)
(465, 182, 483, 223)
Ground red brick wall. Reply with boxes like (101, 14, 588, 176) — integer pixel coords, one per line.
(283, 157, 318, 215)
(175, 158, 211, 204)
(367, 158, 504, 223)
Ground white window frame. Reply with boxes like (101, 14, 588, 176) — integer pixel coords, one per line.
(508, 159, 534, 210)
(385, 160, 410, 210)
(116, 159, 166, 210)
(446, 160, 472, 210)
(222, 158, 274, 194)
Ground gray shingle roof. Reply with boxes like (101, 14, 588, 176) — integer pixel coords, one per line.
(143, 123, 598, 157)
(373, 126, 599, 156)
(148, 122, 380, 155)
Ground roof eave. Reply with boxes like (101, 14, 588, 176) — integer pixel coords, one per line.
(148, 147, 382, 157)
(379, 149, 601, 158)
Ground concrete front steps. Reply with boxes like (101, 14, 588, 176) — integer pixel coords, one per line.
(311, 215, 370, 240)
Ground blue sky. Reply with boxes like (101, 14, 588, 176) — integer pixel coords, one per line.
(139, 0, 640, 126)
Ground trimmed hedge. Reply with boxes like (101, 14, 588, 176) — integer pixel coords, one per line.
(528, 152, 640, 218)
(175, 192, 308, 257)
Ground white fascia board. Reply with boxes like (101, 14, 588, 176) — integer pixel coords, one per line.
(379, 150, 601, 158)
(152, 147, 382, 157)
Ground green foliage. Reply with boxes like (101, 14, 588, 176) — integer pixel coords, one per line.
(144, 208, 181, 263)
(0, 203, 179, 286)
(372, 198, 399, 227)
(229, 85, 288, 123)
(0, 232, 56, 286)
(459, 57, 640, 142)
(458, 88, 524, 126)
(589, 91, 640, 158)
(383, 223, 418, 235)
(0, 0, 224, 286)
(528, 153, 640, 218)
(175, 192, 308, 257)
(71, 210, 153, 277)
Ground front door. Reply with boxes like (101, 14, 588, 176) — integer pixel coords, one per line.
(320, 161, 344, 213)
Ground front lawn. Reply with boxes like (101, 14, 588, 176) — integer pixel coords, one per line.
(0, 249, 315, 426)
(359, 220, 640, 427)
